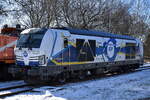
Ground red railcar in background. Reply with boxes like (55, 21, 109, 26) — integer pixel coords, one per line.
(0, 25, 23, 80)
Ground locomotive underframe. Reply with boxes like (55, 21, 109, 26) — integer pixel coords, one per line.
(9, 59, 143, 82)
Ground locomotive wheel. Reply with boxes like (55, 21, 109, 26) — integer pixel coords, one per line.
(78, 71, 86, 80)
(90, 68, 106, 76)
(90, 69, 98, 76)
(58, 73, 66, 83)
(120, 66, 131, 73)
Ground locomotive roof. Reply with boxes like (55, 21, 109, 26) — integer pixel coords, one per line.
(54, 27, 136, 40)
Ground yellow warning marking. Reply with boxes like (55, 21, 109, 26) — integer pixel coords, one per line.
(51, 60, 86, 65)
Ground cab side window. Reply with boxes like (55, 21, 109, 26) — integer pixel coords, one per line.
(64, 38, 68, 48)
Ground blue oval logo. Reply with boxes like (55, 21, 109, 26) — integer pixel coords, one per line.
(23, 51, 28, 57)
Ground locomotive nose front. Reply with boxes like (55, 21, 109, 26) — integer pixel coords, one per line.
(16, 49, 46, 66)
(15, 28, 47, 67)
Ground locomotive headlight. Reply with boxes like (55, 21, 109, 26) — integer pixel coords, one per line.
(38, 55, 45, 65)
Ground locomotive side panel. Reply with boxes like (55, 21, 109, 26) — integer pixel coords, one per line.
(48, 33, 140, 66)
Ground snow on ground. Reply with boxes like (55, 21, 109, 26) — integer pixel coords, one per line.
(3, 70, 150, 100)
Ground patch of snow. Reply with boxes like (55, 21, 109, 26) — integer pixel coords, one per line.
(4, 70, 150, 100)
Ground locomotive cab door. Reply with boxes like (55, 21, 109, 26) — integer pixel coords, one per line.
(62, 37, 70, 64)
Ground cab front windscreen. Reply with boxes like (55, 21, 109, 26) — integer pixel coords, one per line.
(16, 28, 47, 48)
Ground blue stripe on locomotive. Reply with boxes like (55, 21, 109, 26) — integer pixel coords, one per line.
(16, 61, 39, 66)
(16, 61, 25, 66)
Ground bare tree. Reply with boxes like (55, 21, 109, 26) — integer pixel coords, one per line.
(6, 0, 149, 38)
(0, 5, 6, 16)
(12, 0, 56, 28)
(0, 0, 11, 24)
(129, 0, 149, 37)
(108, 4, 132, 34)
(56, 0, 135, 33)
(58, 0, 103, 29)
(0, 0, 9, 16)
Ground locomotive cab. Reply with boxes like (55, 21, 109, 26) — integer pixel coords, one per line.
(15, 28, 70, 67)
(15, 28, 48, 66)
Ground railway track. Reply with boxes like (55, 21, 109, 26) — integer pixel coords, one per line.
(136, 64, 150, 71)
(0, 81, 27, 91)
(137, 67, 150, 71)
(0, 83, 34, 98)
